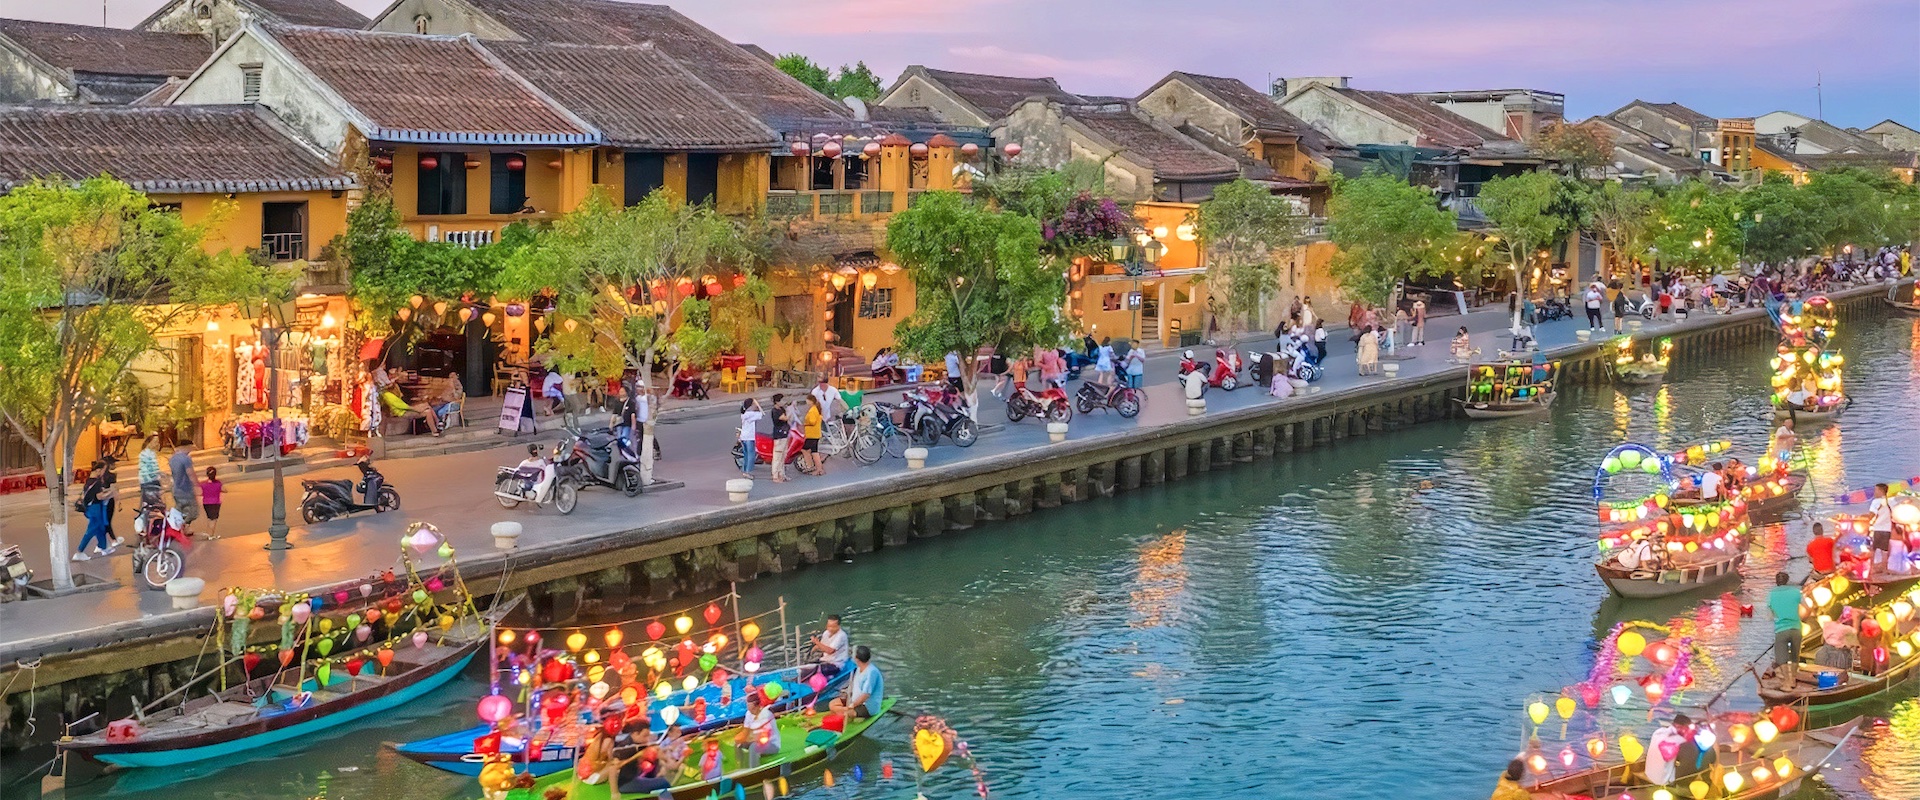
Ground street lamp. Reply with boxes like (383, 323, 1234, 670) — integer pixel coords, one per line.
(262, 299, 295, 551)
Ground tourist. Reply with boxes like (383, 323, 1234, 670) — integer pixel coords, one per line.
(1356, 325, 1379, 376)
(1772, 418, 1798, 460)
(169, 439, 200, 528)
(201, 466, 223, 538)
(138, 436, 162, 506)
(1094, 337, 1116, 386)
(1672, 714, 1716, 787)
(614, 723, 681, 795)
(1767, 572, 1802, 684)
(516, 443, 555, 502)
(944, 350, 965, 394)
(1645, 717, 1684, 785)
(1347, 299, 1364, 331)
(1410, 299, 1427, 346)
(1300, 297, 1317, 330)
(735, 694, 781, 768)
(1815, 609, 1860, 670)
(871, 347, 903, 384)
(97, 457, 120, 548)
(576, 723, 616, 785)
(810, 614, 850, 678)
(803, 395, 825, 475)
(1123, 344, 1147, 390)
(1288, 295, 1303, 324)
(542, 367, 567, 416)
(738, 399, 763, 477)
(1807, 523, 1837, 577)
(1036, 347, 1065, 390)
(1487, 758, 1529, 800)
(430, 373, 465, 433)
(73, 460, 114, 561)
(1392, 307, 1409, 351)
(811, 376, 844, 421)
(1313, 320, 1329, 363)
(1698, 462, 1724, 501)
(1870, 483, 1895, 573)
(1617, 535, 1659, 571)
(1450, 326, 1472, 363)
(1583, 283, 1604, 330)
(837, 645, 884, 719)
(1611, 287, 1628, 333)
(769, 394, 791, 483)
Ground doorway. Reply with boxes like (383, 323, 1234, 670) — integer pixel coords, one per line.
(261, 201, 307, 262)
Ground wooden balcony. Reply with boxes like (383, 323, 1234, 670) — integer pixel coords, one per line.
(763, 190, 900, 220)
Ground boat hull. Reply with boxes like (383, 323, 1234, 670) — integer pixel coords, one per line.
(1615, 370, 1666, 386)
(1775, 405, 1843, 423)
(1597, 551, 1747, 599)
(1458, 394, 1554, 420)
(1882, 297, 1920, 316)
(1526, 719, 1858, 800)
(1762, 652, 1920, 709)
(1744, 473, 1807, 520)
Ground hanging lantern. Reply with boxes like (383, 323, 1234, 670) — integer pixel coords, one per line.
(432, 300, 449, 316)
(741, 621, 761, 642)
(548, 159, 564, 170)
(409, 295, 426, 309)
(790, 141, 810, 157)
(566, 632, 588, 651)
(909, 142, 929, 156)
(372, 155, 393, 172)
(821, 141, 843, 158)
(506, 156, 525, 171)
(534, 317, 547, 333)
(674, 615, 693, 635)
(397, 307, 412, 321)
(418, 155, 439, 171)
(460, 307, 475, 323)
(1003, 142, 1022, 158)
(464, 158, 481, 170)
(563, 318, 578, 333)
(830, 273, 848, 290)
(862, 141, 882, 157)
(960, 142, 979, 158)
(861, 271, 878, 290)
(482, 311, 497, 327)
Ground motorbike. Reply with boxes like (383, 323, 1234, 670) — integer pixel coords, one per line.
(300, 459, 400, 524)
(558, 426, 645, 497)
(1620, 293, 1658, 320)
(1073, 380, 1140, 417)
(1008, 381, 1073, 423)
(1, 543, 31, 602)
(496, 442, 577, 515)
(132, 502, 189, 590)
(1204, 348, 1243, 391)
(1177, 350, 1204, 378)
(731, 428, 820, 474)
(904, 386, 978, 447)
(1533, 297, 1572, 323)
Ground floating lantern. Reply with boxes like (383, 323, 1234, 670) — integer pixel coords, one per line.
(1616, 630, 1647, 657)
(1527, 701, 1550, 725)
(675, 615, 693, 635)
(567, 632, 588, 652)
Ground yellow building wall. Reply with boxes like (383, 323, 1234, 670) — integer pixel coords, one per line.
(1750, 148, 1808, 183)
(154, 190, 350, 263)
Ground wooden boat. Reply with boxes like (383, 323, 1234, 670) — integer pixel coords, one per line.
(1615, 369, 1665, 386)
(1610, 336, 1672, 386)
(1459, 393, 1555, 419)
(500, 698, 895, 800)
(1773, 403, 1845, 423)
(1597, 548, 1748, 599)
(1883, 296, 1920, 316)
(1742, 472, 1807, 520)
(1525, 718, 1859, 800)
(60, 597, 510, 768)
(396, 664, 851, 777)
(1760, 648, 1920, 709)
(1459, 361, 1557, 420)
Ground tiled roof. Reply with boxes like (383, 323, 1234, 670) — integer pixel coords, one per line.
(246, 0, 369, 28)
(452, 0, 848, 130)
(0, 18, 210, 79)
(1067, 107, 1241, 181)
(1153, 71, 1349, 158)
(485, 41, 779, 150)
(920, 67, 1086, 119)
(1613, 100, 1715, 128)
(1339, 88, 1511, 150)
(266, 25, 593, 145)
(1797, 151, 1918, 171)
(0, 104, 355, 193)
(1783, 119, 1884, 154)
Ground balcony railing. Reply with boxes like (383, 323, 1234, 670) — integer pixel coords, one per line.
(260, 231, 305, 262)
(764, 190, 898, 220)
(860, 191, 894, 214)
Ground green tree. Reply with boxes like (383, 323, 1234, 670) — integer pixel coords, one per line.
(1195, 179, 1303, 334)
(829, 62, 884, 102)
(1735, 173, 1819, 263)
(498, 191, 748, 481)
(886, 191, 1064, 410)
(1325, 173, 1457, 305)
(1650, 181, 1740, 272)
(773, 53, 831, 94)
(1477, 171, 1577, 288)
(0, 178, 284, 588)
(1585, 181, 1659, 274)
(337, 189, 520, 331)
(1530, 121, 1616, 178)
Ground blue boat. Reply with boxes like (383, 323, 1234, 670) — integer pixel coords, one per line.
(393, 663, 849, 777)
(60, 604, 505, 769)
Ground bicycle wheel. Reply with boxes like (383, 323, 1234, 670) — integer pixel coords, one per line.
(142, 546, 182, 589)
(882, 429, 907, 459)
(852, 432, 883, 465)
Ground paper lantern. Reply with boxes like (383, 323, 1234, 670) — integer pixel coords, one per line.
(675, 615, 693, 635)
(412, 630, 429, 648)
(960, 142, 979, 157)
(1554, 696, 1576, 720)
(909, 142, 929, 156)
(1773, 756, 1793, 776)
(1688, 780, 1709, 800)
(604, 628, 624, 650)
(1653, 791, 1673, 800)
(808, 671, 828, 693)
(1619, 734, 1644, 763)
(1003, 142, 1022, 158)
(1611, 684, 1631, 706)
(682, 675, 699, 691)
(567, 632, 588, 652)
(316, 663, 331, 685)
(418, 156, 439, 171)
(704, 603, 723, 626)
(821, 141, 842, 158)
(478, 694, 513, 722)
(741, 621, 761, 642)
(1753, 720, 1779, 743)
(1616, 630, 1647, 657)
(499, 629, 516, 646)
(791, 141, 810, 157)
(647, 620, 667, 640)
(1722, 773, 1744, 794)
(862, 141, 881, 156)
(316, 639, 335, 656)
(1559, 746, 1576, 768)
(588, 681, 610, 701)
(1527, 701, 1549, 725)
(762, 680, 784, 700)
(1768, 704, 1799, 731)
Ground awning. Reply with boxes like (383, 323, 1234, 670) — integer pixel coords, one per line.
(358, 338, 386, 361)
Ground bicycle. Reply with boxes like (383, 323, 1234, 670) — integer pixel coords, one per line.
(851, 403, 908, 465)
(817, 414, 858, 460)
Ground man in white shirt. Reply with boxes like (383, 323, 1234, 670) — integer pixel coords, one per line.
(541, 369, 566, 415)
(810, 377, 844, 420)
(735, 694, 781, 768)
(810, 615, 850, 678)
(1870, 483, 1895, 572)
(1699, 463, 1725, 501)
(944, 351, 965, 393)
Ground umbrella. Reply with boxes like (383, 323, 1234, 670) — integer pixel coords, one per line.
(358, 338, 386, 361)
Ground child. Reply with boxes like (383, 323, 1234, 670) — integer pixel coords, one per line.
(200, 466, 223, 538)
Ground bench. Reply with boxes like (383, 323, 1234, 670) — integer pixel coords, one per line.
(826, 347, 892, 390)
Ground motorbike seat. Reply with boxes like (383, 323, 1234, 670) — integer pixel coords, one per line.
(579, 428, 619, 449)
(510, 466, 546, 481)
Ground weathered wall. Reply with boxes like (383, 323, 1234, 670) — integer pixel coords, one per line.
(1136, 80, 1250, 149)
(366, 0, 523, 39)
(876, 73, 993, 129)
(0, 45, 68, 103)
(169, 31, 357, 159)
(1280, 86, 1414, 147)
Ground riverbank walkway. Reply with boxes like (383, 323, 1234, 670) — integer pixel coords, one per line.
(0, 285, 1896, 664)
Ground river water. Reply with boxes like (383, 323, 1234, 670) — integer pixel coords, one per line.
(13, 313, 1920, 800)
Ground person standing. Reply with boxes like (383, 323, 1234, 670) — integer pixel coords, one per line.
(1645, 718, 1685, 785)
(811, 376, 845, 421)
(169, 440, 199, 529)
(200, 466, 224, 538)
(1410, 299, 1426, 346)
(1806, 523, 1837, 577)
(1123, 345, 1147, 390)
(802, 395, 824, 475)
(1313, 320, 1328, 363)
(1767, 572, 1802, 687)
(1301, 297, 1317, 330)
(138, 437, 163, 507)
(1611, 287, 1628, 333)
(541, 368, 567, 416)
(1870, 483, 1895, 574)
(737, 399, 762, 478)
(1583, 283, 1605, 331)
(1094, 338, 1116, 386)
(1355, 325, 1379, 375)
(768, 394, 792, 483)
(944, 350, 965, 394)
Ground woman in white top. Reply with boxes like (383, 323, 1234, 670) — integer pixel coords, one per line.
(1094, 339, 1115, 386)
(736, 694, 782, 767)
(738, 399, 763, 477)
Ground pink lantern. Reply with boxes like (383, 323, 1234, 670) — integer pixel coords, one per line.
(746, 646, 764, 663)
(862, 141, 881, 157)
(821, 141, 843, 158)
(790, 141, 810, 157)
(478, 694, 513, 723)
(909, 142, 929, 156)
(355, 623, 373, 642)
(1003, 142, 1023, 158)
(808, 672, 828, 693)
(960, 142, 979, 157)
(412, 630, 430, 649)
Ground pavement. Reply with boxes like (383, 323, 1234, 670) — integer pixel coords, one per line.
(0, 288, 1877, 658)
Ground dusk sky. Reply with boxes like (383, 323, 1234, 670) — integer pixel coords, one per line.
(8, 0, 1917, 128)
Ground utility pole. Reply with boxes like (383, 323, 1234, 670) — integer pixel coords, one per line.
(1816, 71, 1824, 121)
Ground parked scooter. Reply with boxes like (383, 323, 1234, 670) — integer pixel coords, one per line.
(299, 459, 400, 524)
(496, 442, 576, 514)
(1177, 350, 1204, 378)
(1205, 348, 1243, 391)
(731, 428, 819, 475)
(904, 386, 979, 447)
(558, 426, 645, 497)
(132, 502, 188, 590)
(1007, 381, 1073, 423)
(1074, 380, 1141, 417)
(0, 543, 32, 602)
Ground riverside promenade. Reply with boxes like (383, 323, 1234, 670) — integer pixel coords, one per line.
(0, 282, 1901, 742)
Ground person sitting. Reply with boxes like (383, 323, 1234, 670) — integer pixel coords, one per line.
(1450, 327, 1473, 362)
(428, 373, 464, 433)
(828, 645, 884, 720)
(615, 722, 688, 795)
(1724, 458, 1747, 492)
(1815, 610, 1860, 670)
(733, 694, 782, 768)
(870, 348, 903, 384)
(1699, 462, 1725, 501)
(672, 366, 708, 399)
(1487, 758, 1530, 800)
(809, 614, 850, 679)
(1617, 535, 1660, 572)
(515, 444, 555, 502)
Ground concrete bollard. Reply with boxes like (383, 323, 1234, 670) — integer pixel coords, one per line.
(491, 520, 523, 550)
(165, 576, 205, 610)
(1381, 362, 1400, 378)
(1628, 319, 1644, 332)
(725, 478, 753, 502)
(904, 447, 929, 469)
(1046, 422, 1069, 443)
(1187, 398, 1207, 416)
(1575, 330, 1592, 342)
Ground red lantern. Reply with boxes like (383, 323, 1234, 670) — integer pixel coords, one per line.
(676, 280, 695, 297)
(385, 596, 404, 614)
(548, 159, 564, 170)
(960, 142, 979, 157)
(418, 155, 439, 171)
(377, 648, 396, 668)
(345, 656, 366, 676)
(506, 156, 525, 171)
(862, 141, 881, 157)
(732, 274, 748, 288)
(1768, 705, 1800, 731)
(646, 620, 666, 640)
(372, 155, 393, 172)
(821, 141, 843, 158)
(704, 603, 723, 626)
(242, 652, 262, 673)
(541, 692, 571, 724)
(790, 141, 810, 157)
(1003, 142, 1022, 158)
(541, 658, 572, 685)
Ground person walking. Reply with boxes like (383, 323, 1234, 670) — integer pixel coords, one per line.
(1410, 299, 1426, 346)
(769, 394, 792, 483)
(1355, 325, 1380, 376)
(803, 395, 825, 475)
(169, 439, 200, 530)
(1313, 320, 1328, 363)
(73, 461, 114, 561)
(200, 466, 224, 538)
(1611, 286, 1629, 333)
(737, 399, 762, 478)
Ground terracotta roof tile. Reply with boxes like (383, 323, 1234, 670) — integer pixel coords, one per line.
(1156, 71, 1349, 158)
(919, 67, 1085, 119)
(245, 0, 369, 28)
(1068, 107, 1240, 181)
(0, 18, 210, 80)
(266, 25, 591, 144)
(1338, 88, 1512, 151)
(485, 41, 778, 150)
(0, 104, 354, 193)
(454, 0, 848, 130)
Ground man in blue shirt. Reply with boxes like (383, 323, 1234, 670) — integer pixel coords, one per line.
(846, 645, 884, 719)
(1766, 572, 1803, 686)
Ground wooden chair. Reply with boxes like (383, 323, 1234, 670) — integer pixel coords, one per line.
(719, 367, 749, 394)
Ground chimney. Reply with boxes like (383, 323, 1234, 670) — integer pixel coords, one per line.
(1271, 76, 1350, 98)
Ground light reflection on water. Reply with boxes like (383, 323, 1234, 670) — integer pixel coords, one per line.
(12, 313, 1920, 800)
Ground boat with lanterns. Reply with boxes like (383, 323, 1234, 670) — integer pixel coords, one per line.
(59, 524, 505, 769)
(1592, 443, 1754, 599)
(1609, 336, 1673, 386)
(1759, 573, 1920, 711)
(397, 592, 849, 779)
(1883, 282, 1920, 316)
(1770, 296, 1847, 422)
(1664, 439, 1807, 521)
(1457, 359, 1558, 420)
(1523, 717, 1858, 800)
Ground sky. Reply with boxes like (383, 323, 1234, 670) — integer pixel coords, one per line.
(8, 0, 1918, 128)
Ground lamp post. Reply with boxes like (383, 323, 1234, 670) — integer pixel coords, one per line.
(1737, 211, 1760, 268)
(263, 301, 292, 551)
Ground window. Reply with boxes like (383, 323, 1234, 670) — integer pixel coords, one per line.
(489, 153, 527, 215)
(260, 201, 306, 261)
(811, 156, 836, 190)
(769, 156, 800, 191)
(241, 65, 262, 104)
(194, 2, 211, 19)
(1172, 286, 1192, 304)
(686, 153, 720, 205)
(624, 152, 666, 205)
(412, 14, 430, 33)
(843, 156, 867, 190)
(416, 152, 466, 216)
(1102, 292, 1122, 312)
(857, 287, 894, 319)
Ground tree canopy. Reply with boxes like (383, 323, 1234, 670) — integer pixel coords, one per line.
(336, 188, 527, 329)
(1195, 179, 1303, 332)
(1477, 171, 1582, 282)
(972, 162, 1131, 262)
(774, 53, 886, 101)
(1325, 173, 1457, 305)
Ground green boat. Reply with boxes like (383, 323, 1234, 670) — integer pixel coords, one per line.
(501, 699, 893, 800)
